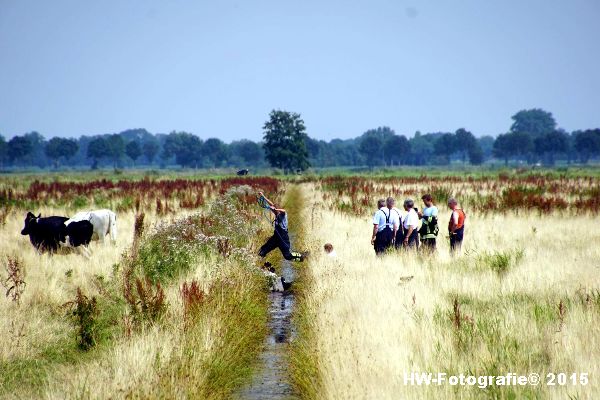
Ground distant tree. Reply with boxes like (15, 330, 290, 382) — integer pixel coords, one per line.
(409, 131, 434, 166)
(433, 133, 456, 164)
(45, 137, 79, 168)
(202, 138, 227, 167)
(125, 140, 142, 165)
(493, 132, 533, 165)
(384, 135, 410, 165)
(87, 137, 111, 169)
(107, 134, 125, 167)
(232, 139, 263, 165)
(162, 131, 203, 168)
(142, 139, 160, 164)
(492, 134, 510, 165)
(573, 129, 600, 163)
(359, 132, 384, 168)
(7, 135, 33, 164)
(533, 130, 569, 165)
(0, 135, 7, 168)
(454, 128, 478, 163)
(478, 136, 495, 159)
(357, 127, 395, 167)
(510, 109, 557, 136)
(262, 110, 310, 173)
(468, 145, 484, 165)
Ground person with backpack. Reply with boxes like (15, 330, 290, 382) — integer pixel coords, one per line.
(447, 197, 466, 255)
(371, 197, 400, 255)
(418, 194, 439, 253)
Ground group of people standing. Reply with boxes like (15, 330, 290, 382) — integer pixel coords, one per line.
(371, 194, 465, 256)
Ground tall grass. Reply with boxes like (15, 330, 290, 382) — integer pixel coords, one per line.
(0, 185, 271, 399)
(291, 183, 600, 399)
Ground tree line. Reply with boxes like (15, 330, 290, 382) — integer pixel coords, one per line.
(0, 108, 599, 171)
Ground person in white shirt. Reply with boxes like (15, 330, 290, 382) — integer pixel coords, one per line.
(371, 197, 400, 255)
(401, 198, 420, 250)
(417, 193, 439, 253)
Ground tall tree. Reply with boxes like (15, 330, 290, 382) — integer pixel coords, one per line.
(202, 138, 227, 167)
(125, 140, 142, 165)
(409, 131, 434, 166)
(107, 134, 125, 167)
(383, 134, 410, 165)
(433, 133, 457, 164)
(87, 137, 111, 169)
(262, 110, 310, 173)
(533, 130, 569, 165)
(7, 135, 33, 165)
(162, 131, 203, 168)
(0, 135, 7, 168)
(359, 131, 384, 168)
(478, 136, 495, 159)
(142, 139, 160, 164)
(454, 128, 478, 163)
(493, 132, 533, 165)
(45, 137, 79, 168)
(510, 109, 557, 136)
(231, 139, 263, 165)
(573, 129, 600, 163)
(357, 127, 393, 167)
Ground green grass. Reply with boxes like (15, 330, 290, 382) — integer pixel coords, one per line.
(288, 184, 325, 400)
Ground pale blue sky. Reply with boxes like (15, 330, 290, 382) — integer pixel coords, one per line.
(1, 0, 599, 141)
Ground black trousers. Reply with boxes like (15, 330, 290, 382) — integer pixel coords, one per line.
(259, 229, 300, 261)
(450, 226, 464, 253)
(421, 238, 436, 252)
(397, 228, 419, 250)
(374, 228, 394, 255)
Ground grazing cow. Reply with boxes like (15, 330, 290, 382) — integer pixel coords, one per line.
(236, 169, 249, 176)
(66, 209, 117, 243)
(20, 212, 69, 254)
(60, 220, 94, 258)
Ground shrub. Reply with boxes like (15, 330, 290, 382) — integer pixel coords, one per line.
(65, 288, 100, 350)
(2, 256, 26, 305)
(180, 280, 206, 322)
(123, 277, 167, 325)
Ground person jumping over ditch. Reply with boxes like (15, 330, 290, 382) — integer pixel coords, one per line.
(257, 192, 307, 262)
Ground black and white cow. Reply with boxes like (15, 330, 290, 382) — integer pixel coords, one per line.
(236, 169, 249, 176)
(60, 220, 94, 258)
(20, 212, 69, 254)
(66, 209, 117, 244)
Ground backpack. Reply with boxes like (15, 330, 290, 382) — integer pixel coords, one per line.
(419, 215, 439, 237)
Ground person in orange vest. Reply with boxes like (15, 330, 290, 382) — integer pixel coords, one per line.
(447, 198, 466, 254)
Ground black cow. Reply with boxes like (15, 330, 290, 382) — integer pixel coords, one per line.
(63, 220, 94, 247)
(20, 212, 69, 254)
(60, 220, 94, 257)
(236, 169, 249, 176)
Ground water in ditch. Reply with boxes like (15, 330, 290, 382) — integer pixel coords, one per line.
(236, 257, 298, 400)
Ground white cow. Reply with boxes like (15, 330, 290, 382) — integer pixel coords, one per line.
(66, 209, 117, 244)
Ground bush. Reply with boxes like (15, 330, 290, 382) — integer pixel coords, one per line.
(65, 288, 100, 350)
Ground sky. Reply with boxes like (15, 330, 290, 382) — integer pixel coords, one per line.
(1, 0, 599, 142)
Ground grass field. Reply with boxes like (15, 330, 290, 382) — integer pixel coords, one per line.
(291, 182, 600, 399)
(1, 169, 599, 399)
(0, 174, 279, 399)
